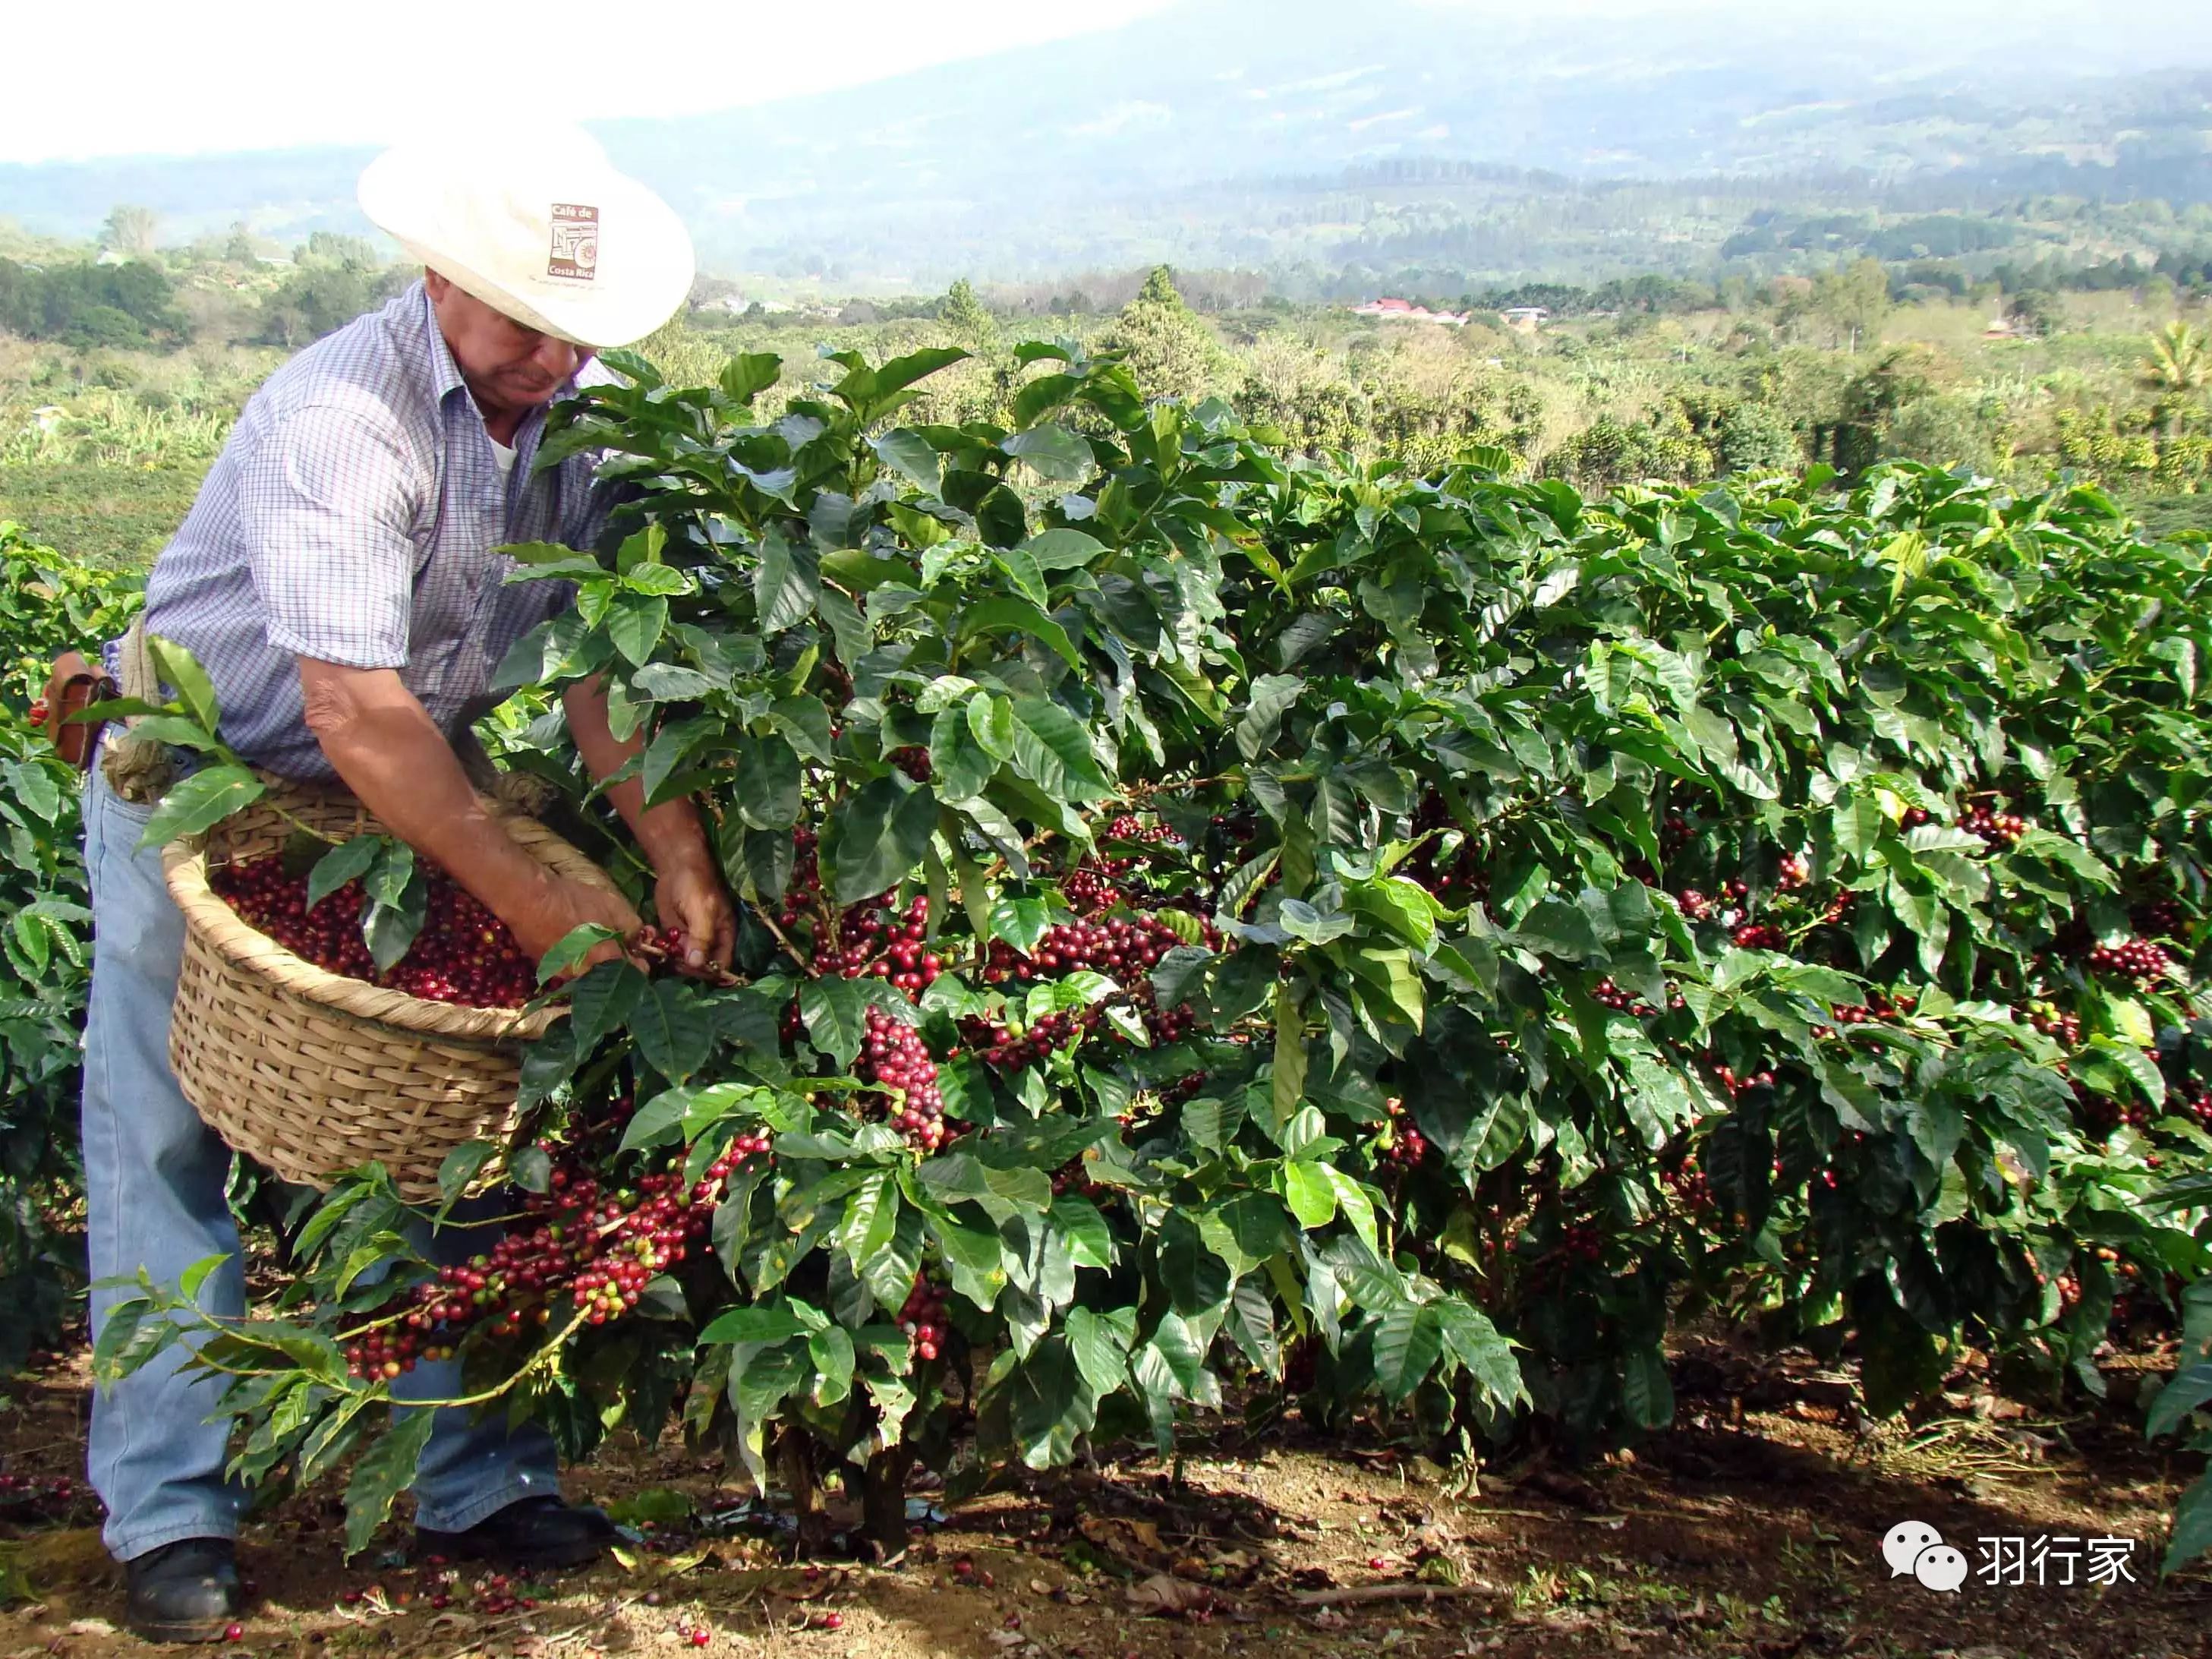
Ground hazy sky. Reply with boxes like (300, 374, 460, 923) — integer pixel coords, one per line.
(11, 0, 2207, 168)
(6, 0, 1185, 166)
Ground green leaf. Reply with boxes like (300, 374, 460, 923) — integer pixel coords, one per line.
(1621, 1345, 1675, 1430)
(1023, 528, 1106, 571)
(1004, 424, 1095, 483)
(929, 704, 996, 801)
(968, 693, 1017, 762)
(754, 530, 819, 634)
(831, 777, 940, 906)
(1272, 982, 1308, 1122)
(960, 599, 1080, 672)
(799, 976, 873, 1071)
(1371, 1303, 1442, 1402)
(537, 923, 622, 985)
(2147, 1358, 2212, 1441)
(1158, 1213, 1232, 1316)
(988, 894, 1052, 954)
(1235, 674, 1303, 762)
(137, 766, 266, 850)
(305, 834, 382, 910)
(342, 1410, 436, 1559)
(930, 1214, 1007, 1310)
(719, 352, 782, 404)
(569, 960, 648, 1050)
(1065, 1305, 1133, 1397)
(809, 1324, 856, 1408)
(2163, 1471, 2212, 1577)
(619, 1087, 695, 1153)
(632, 978, 712, 1083)
(1009, 1336, 1098, 1469)
(1281, 1161, 1338, 1228)
(147, 635, 221, 733)
(436, 1141, 499, 1211)
(607, 594, 669, 667)
(872, 429, 943, 494)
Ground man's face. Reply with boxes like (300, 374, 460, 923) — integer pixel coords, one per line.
(424, 270, 594, 421)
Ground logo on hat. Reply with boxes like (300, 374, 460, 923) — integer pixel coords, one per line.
(548, 203, 600, 282)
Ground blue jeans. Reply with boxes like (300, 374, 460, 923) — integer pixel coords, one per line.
(81, 763, 562, 1561)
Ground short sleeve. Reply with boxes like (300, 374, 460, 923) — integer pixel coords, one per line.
(237, 402, 421, 669)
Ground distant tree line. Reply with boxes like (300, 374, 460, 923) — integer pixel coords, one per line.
(0, 258, 185, 349)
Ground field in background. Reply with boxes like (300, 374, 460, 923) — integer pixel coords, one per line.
(4, 282, 2207, 569)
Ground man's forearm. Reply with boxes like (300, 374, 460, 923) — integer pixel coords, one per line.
(562, 680, 715, 874)
(302, 671, 552, 923)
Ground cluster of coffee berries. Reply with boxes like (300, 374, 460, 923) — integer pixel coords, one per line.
(1591, 976, 1656, 1015)
(1379, 1099, 1429, 1169)
(0, 1471, 77, 1512)
(2085, 937, 2172, 984)
(2029, 1002, 2084, 1046)
(1710, 1060, 1776, 1097)
(966, 1005, 1099, 1072)
(362, 1129, 770, 1372)
(1778, 853, 1811, 890)
(342, 1320, 450, 1382)
(1902, 806, 1933, 828)
(1678, 889, 1713, 921)
(860, 1006, 947, 1151)
(1660, 813, 1692, 856)
(2133, 899, 2185, 939)
(1660, 1161, 1713, 1211)
(1731, 923, 1787, 951)
(772, 829, 824, 929)
(26, 696, 50, 726)
(1959, 804, 2028, 847)
(212, 854, 536, 1008)
(1048, 1156, 1101, 1198)
(888, 747, 933, 782)
(1820, 891, 1854, 926)
(848, 896, 944, 993)
(979, 913, 1191, 984)
(1555, 1222, 1604, 1263)
(897, 1275, 950, 1364)
(2074, 1081, 2152, 1133)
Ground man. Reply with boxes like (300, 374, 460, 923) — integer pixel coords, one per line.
(81, 130, 735, 1642)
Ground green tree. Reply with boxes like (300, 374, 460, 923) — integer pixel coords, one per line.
(1099, 266, 1230, 404)
(99, 204, 159, 259)
(1815, 258, 1891, 353)
(2138, 321, 2209, 440)
(936, 278, 996, 346)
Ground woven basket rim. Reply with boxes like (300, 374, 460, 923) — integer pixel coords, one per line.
(159, 790, 587, 1046)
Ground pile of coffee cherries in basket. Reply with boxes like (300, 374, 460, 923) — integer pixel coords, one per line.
(209, 855, 537, 1008)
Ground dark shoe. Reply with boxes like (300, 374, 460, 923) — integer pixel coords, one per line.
(415, 1497, 618, 1572)
(124, 1538, 241, 1644)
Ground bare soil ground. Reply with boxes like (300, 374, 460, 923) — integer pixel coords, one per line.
(2, 1339, 2207, 1659)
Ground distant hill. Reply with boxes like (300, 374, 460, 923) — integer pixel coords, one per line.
(4, 0, 2210, 285)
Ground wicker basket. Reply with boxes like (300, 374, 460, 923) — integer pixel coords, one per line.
(160, 784, 611, 1204)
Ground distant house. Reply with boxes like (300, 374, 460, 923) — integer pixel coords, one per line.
(1984, 317, 2023, 339)
(1351, 296, 1473, 326)
(1501, 306, 1550, 331)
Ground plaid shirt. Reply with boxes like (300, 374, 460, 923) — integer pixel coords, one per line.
(126, 280, 619, 781)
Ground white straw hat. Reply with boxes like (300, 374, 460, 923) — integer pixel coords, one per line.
(358, 127, 694, 350)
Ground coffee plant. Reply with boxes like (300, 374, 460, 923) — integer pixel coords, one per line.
(89, 354, 2212, 1569)
(0, 522, 141, 1367)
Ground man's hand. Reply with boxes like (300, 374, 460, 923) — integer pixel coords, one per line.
(509, 872, 645, 978)
(564, 678, 736, 976)
(655, 855, 736, 973)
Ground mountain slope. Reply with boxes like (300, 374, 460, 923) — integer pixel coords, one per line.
(3, 0, 2208, 281)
